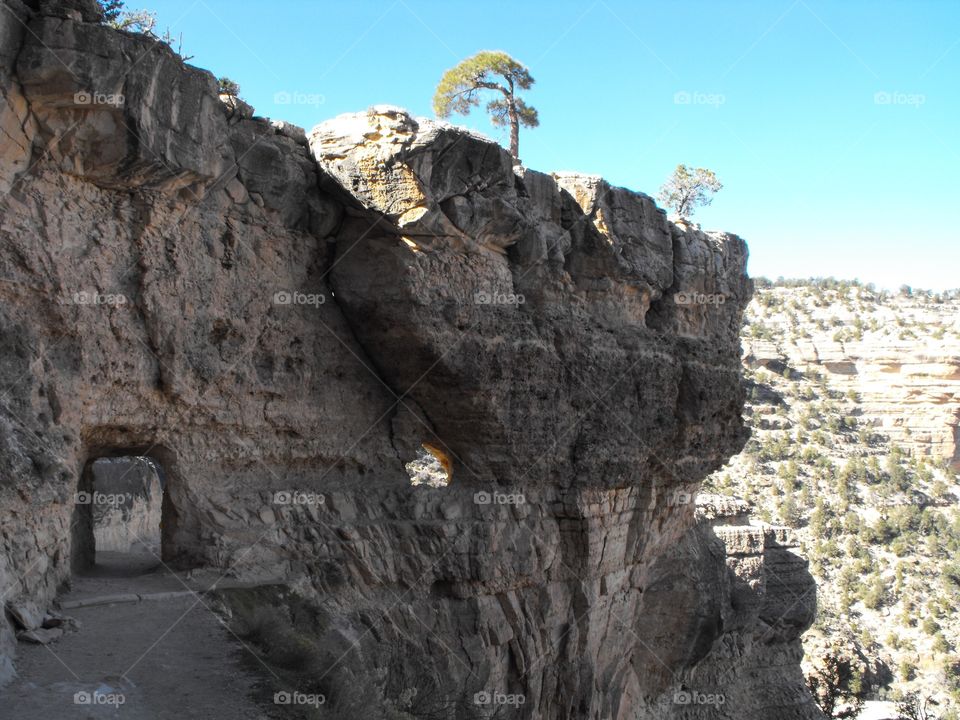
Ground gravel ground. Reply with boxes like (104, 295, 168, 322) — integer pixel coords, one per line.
(1, 552, 282, 719)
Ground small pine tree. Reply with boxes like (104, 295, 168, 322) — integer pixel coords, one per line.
(218, 77, 241, 97)
(97, 0, 157, 33)
(432, 51, 538, 162)
(657, 164, 723, 219)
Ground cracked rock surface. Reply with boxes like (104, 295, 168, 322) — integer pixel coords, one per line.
(0, 2, 821, 718)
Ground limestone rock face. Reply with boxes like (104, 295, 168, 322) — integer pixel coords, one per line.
(0, 5, 820, 718)
(0, 1, 395, 686)
(743, 294, 960, 469)
(0, 0, 34, 195)
(15, 14, 228, 191)
(310, 108, 751, 489)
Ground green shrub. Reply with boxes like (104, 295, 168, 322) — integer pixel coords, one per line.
(861, 574, 888, 610)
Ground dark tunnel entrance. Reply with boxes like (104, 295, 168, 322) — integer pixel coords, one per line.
(71, 455, 168, 578)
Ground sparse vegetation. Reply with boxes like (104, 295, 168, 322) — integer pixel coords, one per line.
(705, 280, 960, 713)
(806, 640, 866, 718)
(897, 692, 945, 720)
(98, 0, 157, 33)
(97, 0, 192, 58)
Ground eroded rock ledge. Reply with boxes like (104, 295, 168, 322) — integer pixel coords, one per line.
(0, 1, 821, 717)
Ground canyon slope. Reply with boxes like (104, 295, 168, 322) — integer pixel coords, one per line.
(709, 282, 960, 711)
(743, 286, 960, 469)
(0, 1, 822, 717)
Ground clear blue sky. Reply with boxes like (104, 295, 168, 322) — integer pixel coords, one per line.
(144, 0, 959, 290)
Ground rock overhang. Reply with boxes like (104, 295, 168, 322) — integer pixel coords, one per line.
(307, 104, 751, 489)
(0, 4, 823, 717)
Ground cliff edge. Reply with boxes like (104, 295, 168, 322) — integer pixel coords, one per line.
(0, 2, 821, 717)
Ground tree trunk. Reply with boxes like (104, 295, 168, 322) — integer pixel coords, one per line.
(506, 78, 520, 163)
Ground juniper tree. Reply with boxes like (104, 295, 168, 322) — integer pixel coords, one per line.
(97, 0, 157, 33)
(657, 164, 723, 219)
(896, 692, 940, 720)
(433, 51, 538, 162)
(806, 642, 865, 719)
(217, 77, 241, 97)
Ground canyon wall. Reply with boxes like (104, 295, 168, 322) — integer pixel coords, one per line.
(0, 1, 822, 717)
(744, 301, 960, 470)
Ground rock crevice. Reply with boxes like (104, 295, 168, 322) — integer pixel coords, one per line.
(0, 3, 821, 718)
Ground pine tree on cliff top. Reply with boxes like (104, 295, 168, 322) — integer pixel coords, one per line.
(657, 164, 723, 220)
(433, 51, 539, 163)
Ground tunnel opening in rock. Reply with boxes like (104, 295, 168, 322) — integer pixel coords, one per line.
(71, 455, 168, 576)
(405, 442, 453, 486)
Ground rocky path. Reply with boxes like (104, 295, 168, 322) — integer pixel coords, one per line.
(2, 551, 278, 719)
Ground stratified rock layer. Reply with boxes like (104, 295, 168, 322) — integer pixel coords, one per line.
(0, 3, 821, 717)
(743, 294, 960, 469)
(309, 106, 750, 490)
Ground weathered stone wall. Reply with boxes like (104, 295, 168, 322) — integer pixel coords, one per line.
(0, 2, 821, 717)
(0, 0, 401, 684)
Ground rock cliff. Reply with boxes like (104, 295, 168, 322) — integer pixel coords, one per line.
(0, 2, 822, 717)
(743, 290, 960, 469)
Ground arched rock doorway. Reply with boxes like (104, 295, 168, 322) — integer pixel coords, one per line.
(71, 447, 181, 576)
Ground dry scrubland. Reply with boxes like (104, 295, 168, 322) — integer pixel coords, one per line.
(707, 280, 960, 716)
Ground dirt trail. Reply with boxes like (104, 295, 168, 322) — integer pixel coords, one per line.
(2, 550, 279, 719)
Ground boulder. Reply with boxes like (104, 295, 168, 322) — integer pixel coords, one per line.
(16, 627, 63, 645)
